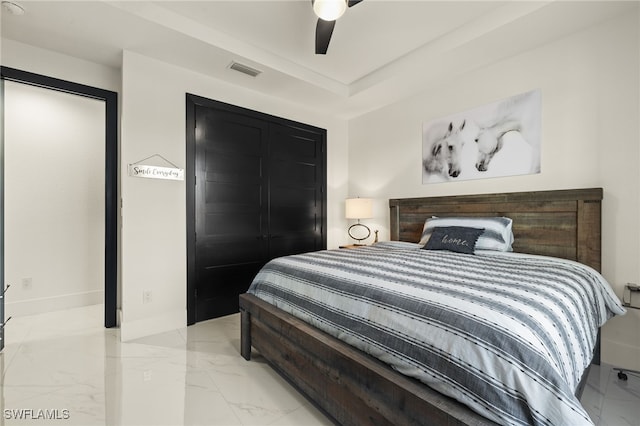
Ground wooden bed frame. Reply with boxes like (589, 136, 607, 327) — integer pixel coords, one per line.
(239, 188, 603, 426)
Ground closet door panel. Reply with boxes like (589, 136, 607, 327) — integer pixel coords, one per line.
(194, 107, 268, 320)
(268, 123, 324, 259)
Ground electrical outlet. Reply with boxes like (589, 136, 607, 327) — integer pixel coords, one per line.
(21, 277, 32, 290)
(142, 290, 152, 304)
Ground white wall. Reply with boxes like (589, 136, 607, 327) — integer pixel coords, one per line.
(349, 10, 640, 368)
(119, 51, 349, 341)
(4, 81, 105, 316)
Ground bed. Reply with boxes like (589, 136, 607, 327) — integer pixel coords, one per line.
(239, 188, 625, 425)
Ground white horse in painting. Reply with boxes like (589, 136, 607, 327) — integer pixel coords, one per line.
(473, 90, 541, 173)
(423, 120, 468, 181)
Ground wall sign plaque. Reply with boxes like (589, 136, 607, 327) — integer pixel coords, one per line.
(128, 164, 184, 181)
(128, 154, 184, 181)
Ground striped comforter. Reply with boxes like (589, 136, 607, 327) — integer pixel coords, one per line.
(247, 241, 625, 426)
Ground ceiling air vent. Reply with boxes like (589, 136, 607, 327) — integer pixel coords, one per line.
(228, 61, 262, 78)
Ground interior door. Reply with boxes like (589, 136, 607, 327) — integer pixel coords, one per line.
(187, 94, 327, 324)
(194, 106, 269, 321)
(268, 123, 325, 258)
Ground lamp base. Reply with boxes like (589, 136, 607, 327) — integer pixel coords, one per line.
(348, 223, 371, 243)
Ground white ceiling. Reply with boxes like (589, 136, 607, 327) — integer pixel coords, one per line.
(1, 1, 634, 118)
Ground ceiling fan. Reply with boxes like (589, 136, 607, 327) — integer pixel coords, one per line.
(313, 0, 364, 55)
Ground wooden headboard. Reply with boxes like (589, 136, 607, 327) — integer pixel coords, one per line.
(389, 188, 603, 272)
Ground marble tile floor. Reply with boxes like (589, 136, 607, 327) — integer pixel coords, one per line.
(0, 304, 637, 426)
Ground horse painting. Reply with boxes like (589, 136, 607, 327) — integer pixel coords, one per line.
(473, 90, 541, 173)
(422, 89, 541, 184)
(423, 120, 468, 181)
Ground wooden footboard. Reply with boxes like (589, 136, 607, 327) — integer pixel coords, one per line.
(239, 293, 497, 426)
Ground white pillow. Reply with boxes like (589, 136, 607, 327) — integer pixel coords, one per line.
(419, 216, 514, 252)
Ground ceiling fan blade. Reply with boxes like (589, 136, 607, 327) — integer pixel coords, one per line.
(315, 18, 336, 55)
(347, 0, 364, 7)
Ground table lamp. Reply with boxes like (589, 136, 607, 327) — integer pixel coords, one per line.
(345, 198, 373, 245)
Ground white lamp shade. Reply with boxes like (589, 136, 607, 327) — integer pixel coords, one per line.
(345, 198, 373, 219)
(313, 0, 347, 21)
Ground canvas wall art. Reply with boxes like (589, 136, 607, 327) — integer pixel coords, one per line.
(422, 89, 541, 184)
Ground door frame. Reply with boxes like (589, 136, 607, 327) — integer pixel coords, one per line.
(1, 66, 118, 328)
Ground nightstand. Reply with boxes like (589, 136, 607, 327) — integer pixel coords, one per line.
(339, 244, 367, 249)
(623, 283, 640, 309)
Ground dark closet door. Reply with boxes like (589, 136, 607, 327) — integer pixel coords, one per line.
(268, 123, 325, 258)
(194, 107, 269, 321)
(187, 94, 327, 324)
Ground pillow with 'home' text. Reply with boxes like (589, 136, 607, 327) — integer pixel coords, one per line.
(422, 226, 484, 255)
(418, 216, 514, 252)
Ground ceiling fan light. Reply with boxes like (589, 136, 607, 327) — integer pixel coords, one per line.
(313, 0, 347, 21)
(1, 1, 25, 15)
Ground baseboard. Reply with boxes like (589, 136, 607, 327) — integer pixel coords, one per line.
(5, 290, 104, 318)
(119, 309, 186, 342)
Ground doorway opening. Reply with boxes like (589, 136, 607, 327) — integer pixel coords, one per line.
(1, 67, 118, 328)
